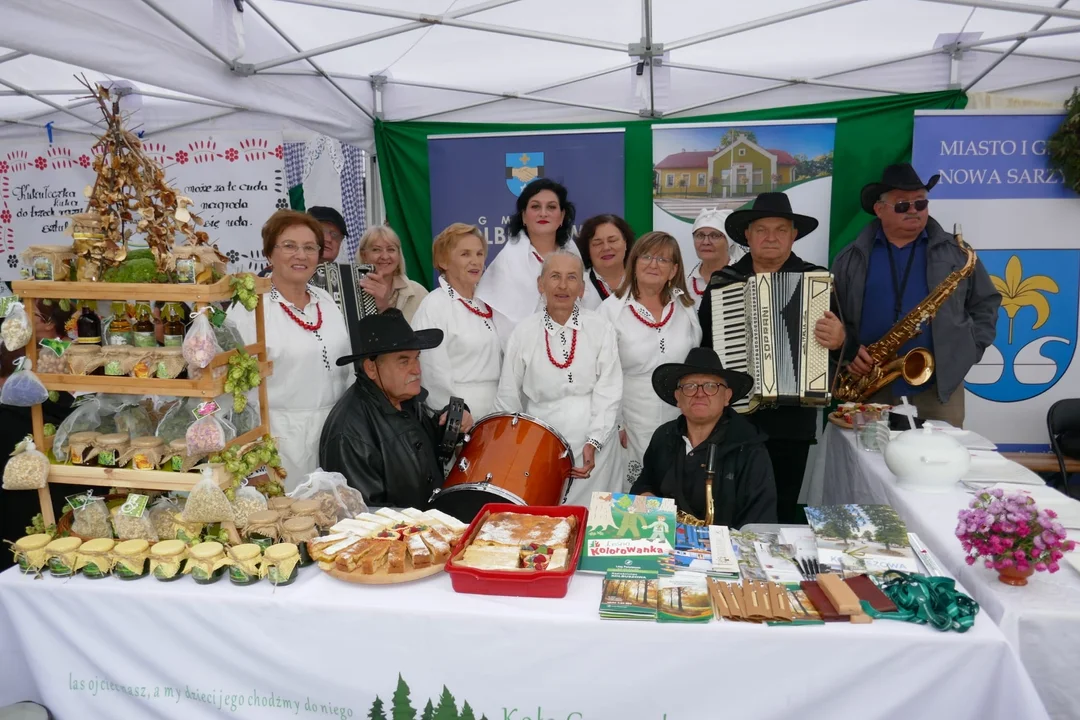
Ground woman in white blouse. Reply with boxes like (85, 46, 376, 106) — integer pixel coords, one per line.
(601, 231, 701, 481)
(355, 225, 429, 323)
(228, 210, 352, 490)
(574, 214, 635, 311)
(495, 250, 623, 506)
(411, 223, 502, 419)
(685, 207, 745, 310)
(476, 178, 581, 342)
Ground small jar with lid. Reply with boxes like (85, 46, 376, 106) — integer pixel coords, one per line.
(245, 510, 280, 551)
(267, 496, 294, 518)
(44, 537, 83, 577)
(93, 433, 130, 468)
(123, 436, 166, 470)
(290, 499, 320, 524)
(280, 517, 318, 567)
(12, 534, 52, 574)
(132, 303, 156, 347)
(263, 543, 301, 586)
(155, 346, 186, 379)
(149, 539, 189, 581)
(112, 539, 151, 579)
(75, 538, 116, 579)
(67, 431, 101, 466)
(185, 541, 229, 585)
(228, 543, 263, 585)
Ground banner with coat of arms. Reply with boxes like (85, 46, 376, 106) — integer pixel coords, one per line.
(912, 111, 1080, 448)
(427, 129, 625, 278)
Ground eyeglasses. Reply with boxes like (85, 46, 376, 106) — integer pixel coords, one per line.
(639, 254, 674, 267)
(879, 199, 929, 213)
(678, 381, 728, 397)
(693, 231, 725, 242)
(276, 242, 321, 256)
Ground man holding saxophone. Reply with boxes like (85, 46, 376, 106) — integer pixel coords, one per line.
(832, 164, 1001, 427)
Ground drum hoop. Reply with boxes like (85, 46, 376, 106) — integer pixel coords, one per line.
(470, 411, 576, 465)
(435, 482, 527, 506)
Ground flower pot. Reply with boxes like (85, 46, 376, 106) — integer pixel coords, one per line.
(997, 565, 1035, 586)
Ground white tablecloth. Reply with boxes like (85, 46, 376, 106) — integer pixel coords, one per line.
(824, 425, 1079, 720)
(0, 562, 1049, 720)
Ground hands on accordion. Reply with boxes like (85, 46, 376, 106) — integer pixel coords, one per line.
(709, 271, 834, 413)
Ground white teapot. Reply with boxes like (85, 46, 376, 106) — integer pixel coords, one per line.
(883, 424, 970, 492)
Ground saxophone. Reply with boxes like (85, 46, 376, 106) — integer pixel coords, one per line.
(834, 224, 977, 403)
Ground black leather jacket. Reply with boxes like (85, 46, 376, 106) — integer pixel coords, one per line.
(318, 376, 448, 509)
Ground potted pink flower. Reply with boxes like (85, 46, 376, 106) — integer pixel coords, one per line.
(956, 488, 1075, 586)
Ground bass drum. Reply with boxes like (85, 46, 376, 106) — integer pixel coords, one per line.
(430, 412, 574, 523)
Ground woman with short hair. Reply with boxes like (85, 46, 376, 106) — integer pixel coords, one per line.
(355, 225, 429, 323)
(601, 231, 701, 481)
(575, 214, 634, 310)
(228, 209, 352, 489)
(411, 223, 502, 418)
(477, 179, 581, 341)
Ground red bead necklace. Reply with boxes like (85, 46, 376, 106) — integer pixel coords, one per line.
(691, 264, 705, 296)
(279, 301, 323, 332)
(629, 302, 674, 329)
(545, 329, 577, 369)
(692, 276, 705, 296)
(457, 297, 493, 319)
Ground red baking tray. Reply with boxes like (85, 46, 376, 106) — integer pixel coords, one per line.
(445, 503, 588, 598)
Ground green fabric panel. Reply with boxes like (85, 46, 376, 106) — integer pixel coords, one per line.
(288, 184, 305, 212)
(375, 90, 966, 285)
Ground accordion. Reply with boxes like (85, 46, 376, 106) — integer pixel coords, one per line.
(709, 271, 833, 412)
(311, 262, 379, 364)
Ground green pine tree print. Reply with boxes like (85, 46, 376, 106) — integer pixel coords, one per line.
(369, 697, 387, 720)
(391, 674, 416, 720)
(421, 700, 435, 720)
(459, 701, 476, 720)
(433, 686, 458, 720)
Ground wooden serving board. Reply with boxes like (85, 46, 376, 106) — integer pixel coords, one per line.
(827, 413, 853, 429)
(323, 559, 447, 585)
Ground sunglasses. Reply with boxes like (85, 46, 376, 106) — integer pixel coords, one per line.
(879, 199, 929, 213)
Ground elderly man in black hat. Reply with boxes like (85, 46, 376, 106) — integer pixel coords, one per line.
(630, 347, 776, 527)
(833, 164, 1000, 427)
(697, 192, 845, 523)
(318, 309, 473, 509)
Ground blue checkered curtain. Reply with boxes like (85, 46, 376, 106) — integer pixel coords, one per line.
(341, 145, 366, 260)
(284, 142, 305, 190)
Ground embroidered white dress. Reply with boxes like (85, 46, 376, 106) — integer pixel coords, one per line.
(228, 284, 352, 491)
(686, 248, 746, 311)
(581, 269, 620, 311)
(411, 277, 502, 419)
(601, 290, 702, 477)
(476, 232, 582, 344)
(495, 306, 623, 505)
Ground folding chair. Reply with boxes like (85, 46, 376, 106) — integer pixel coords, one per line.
(1046, 399, 1080, 493)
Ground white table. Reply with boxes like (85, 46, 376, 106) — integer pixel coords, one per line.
(0, 561, 1049, 720)
(824, 425, 1080, 720)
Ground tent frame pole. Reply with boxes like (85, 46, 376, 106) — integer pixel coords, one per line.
(139, 0, 235, 68)
(665, 62, 903, 95)
(141, 109, 242, 138)
(989, 71, 1080, 94)
(0, 51, 27, 65)
(251, 0, 524, 72)
(919, 0, 1080, 21)
(963, 0, 1069, 91)
(0, 78, 102, 128)
(244, 0, 374, 121)
(666, 0, 865, 51)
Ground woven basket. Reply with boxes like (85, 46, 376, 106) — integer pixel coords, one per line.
(56, 493, 127, 541)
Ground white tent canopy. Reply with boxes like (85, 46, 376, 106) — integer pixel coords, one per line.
(0, 0, 1078, 149)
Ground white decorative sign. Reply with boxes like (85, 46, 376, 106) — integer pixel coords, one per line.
(0, 131, 288, 280)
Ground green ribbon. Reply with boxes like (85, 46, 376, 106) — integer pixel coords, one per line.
(859, 571, 979, 633)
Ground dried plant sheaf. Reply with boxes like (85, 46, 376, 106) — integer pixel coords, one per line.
(74, 76, 228, 275)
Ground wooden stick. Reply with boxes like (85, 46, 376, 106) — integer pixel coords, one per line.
(254, 289, 271, 434)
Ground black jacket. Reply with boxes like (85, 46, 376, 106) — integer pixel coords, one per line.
(698, 252, 848, 442)
(629, 408, 777, 527)
(318, 376, 448, 509)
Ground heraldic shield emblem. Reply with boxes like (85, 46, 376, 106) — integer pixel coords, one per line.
(505, 152, 544, 197)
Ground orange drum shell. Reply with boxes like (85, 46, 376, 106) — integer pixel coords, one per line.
(441, 413, 573, 506)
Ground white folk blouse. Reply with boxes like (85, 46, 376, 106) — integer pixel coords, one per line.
(495, 306, 624, 505)
(228, 283, 352, 491)
(600, 289, 702, 470)
(411, 277, 502, 419)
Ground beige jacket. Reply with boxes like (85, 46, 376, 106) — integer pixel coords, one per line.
(391, 275, 429, 324)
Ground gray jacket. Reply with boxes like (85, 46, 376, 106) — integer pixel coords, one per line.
(832, 217, 1001, 402)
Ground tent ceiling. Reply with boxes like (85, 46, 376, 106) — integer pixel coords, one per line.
(0, 0, 1077, 148)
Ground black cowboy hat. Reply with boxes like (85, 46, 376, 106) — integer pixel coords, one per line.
(336, 308, 443, 366)
(652, 347, 754, 408)
(725, 192, 819, 247)
(860, 163, 940, 215)
(308, 206, 348, 237)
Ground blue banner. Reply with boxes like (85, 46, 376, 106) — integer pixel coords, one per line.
(428, 130, 625, 273)
(912, 113, 1070, 200)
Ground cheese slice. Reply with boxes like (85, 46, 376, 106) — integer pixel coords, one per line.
(457, 545, 520, 571)
(422, 509, 468, 533)
(375, 508, 413, 524)
(330, 518, 381, 537)
(355, 513, 395, 528)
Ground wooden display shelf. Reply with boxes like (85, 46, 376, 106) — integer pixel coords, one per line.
(46, 462, 231, 491)
(11, 276, 270, 302)
(37, 358, 273, 399)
